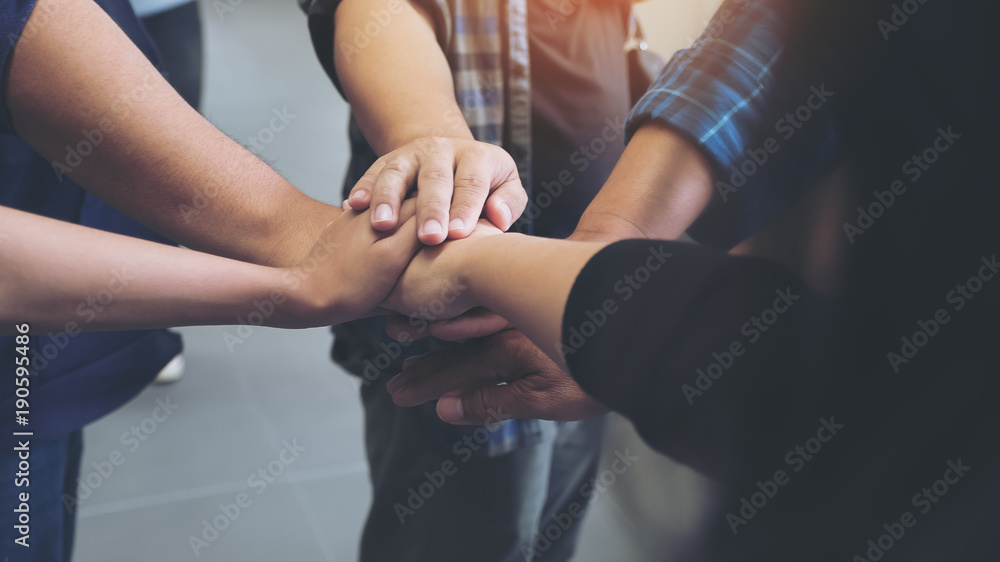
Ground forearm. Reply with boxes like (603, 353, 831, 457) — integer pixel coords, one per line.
(603, 0, 873, 250)
(7, 0, 339, 267)
(573, 123, 714, 243)
(0, 207, 307, 334)
(456, 235, 606, 369)
(333, 0, 470, 153)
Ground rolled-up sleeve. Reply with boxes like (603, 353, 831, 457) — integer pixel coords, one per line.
(0, 0, 37, 135)
(627, 1, 790, 174)
(627, 0, 876, 249)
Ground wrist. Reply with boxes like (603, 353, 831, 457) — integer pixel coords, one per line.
(267, 265, 335, 329)
(197, 262, 322, 330)
(441, 234, 493, 313)
(390, 131, 475, 153)
(269, 202, 343, 266)
(578, 123, 714, 242)
(571, 213, 647, 243)
(445, 232, 517, 311)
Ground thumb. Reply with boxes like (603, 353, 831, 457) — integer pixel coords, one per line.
(436, 388, 522, 426)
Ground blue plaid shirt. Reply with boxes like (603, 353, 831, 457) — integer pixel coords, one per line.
(626, 0, 879, 249)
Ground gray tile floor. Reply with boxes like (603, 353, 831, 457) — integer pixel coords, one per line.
(71, 1, 716, 560)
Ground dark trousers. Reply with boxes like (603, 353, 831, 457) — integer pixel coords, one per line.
(353, 370, 605, 562)
(141, 1, 203, 110)
(1, 431, 83, 562)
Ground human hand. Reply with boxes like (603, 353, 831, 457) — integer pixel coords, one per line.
(373, 223, 618, 342)
(280, 199, 421, 327)
(386, 329, 610, 424)
(379, 226, 613, 343)
(346, 137, 527, 245)
(381, 218, 503, 323)
(384, 307, 512, 342)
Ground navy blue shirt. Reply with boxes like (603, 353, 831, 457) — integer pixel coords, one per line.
(1, 0, 181, 439)
(0, 0, 33, 134)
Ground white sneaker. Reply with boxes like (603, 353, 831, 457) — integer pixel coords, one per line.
(154, 354, 186, 385)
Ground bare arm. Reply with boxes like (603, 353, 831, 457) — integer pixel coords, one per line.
(572, 123, 715, 243)
(389, 117, 738, 366)
(0, 204, 420, 334)
(6, 0, 339, 267)
(396, 123, 715, 341)
(332, 0, 526, 242)
(385, 226, 605, 370)
(378, 124, 716, 425)
(334, 0, 468, 154)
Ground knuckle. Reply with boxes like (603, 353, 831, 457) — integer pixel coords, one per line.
(495, 330, 527, 359)
(380, 158, 412, 178)
(503, 331, 549, 371)
(418, 136, 450, 156)
(417, 192, 451, 211)
(454, 173, 489, 193)
(492, 147, 517, 167)
(353, 178, 376, 194)
(508, 183, 530, 208)
(461, 142, 488, 158)
(474, 391, 493, 421)
(419, 167, 455, 186)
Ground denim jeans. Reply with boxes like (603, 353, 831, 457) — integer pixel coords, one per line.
(333, 319, 606, 561)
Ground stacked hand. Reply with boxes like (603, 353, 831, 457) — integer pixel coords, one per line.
(284, 135, 524, 331)
(298, 136, 608, 425)
(378, 231, 608, 424)
(380, 217, 502, 322)
(345, 137, 527, 244)
(277, 200, 422, 328)
(385, 329, 610, 424)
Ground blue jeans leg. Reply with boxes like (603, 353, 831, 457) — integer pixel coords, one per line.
(356, 380, 604, 562)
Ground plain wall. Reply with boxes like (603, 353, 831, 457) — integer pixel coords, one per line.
(633, 0, 725, 62)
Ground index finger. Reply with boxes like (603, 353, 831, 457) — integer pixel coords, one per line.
(386, 336, 513, 406)
(413, 138, 458, 245)
(367, 152, 420, 231)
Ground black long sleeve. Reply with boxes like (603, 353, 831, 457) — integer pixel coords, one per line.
(563, 240, 833, 482)
(563, 240, 1000, 561)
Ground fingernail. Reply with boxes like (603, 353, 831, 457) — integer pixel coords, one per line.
(402, 355, 420, 369)
(449, 218, 465, 232)
(352, 190, 367, 201)
(422, 219, 443, 236)
(438, 396, 464, 422)
(374, 204, 393, 223)
(500, 203, 513, 228)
